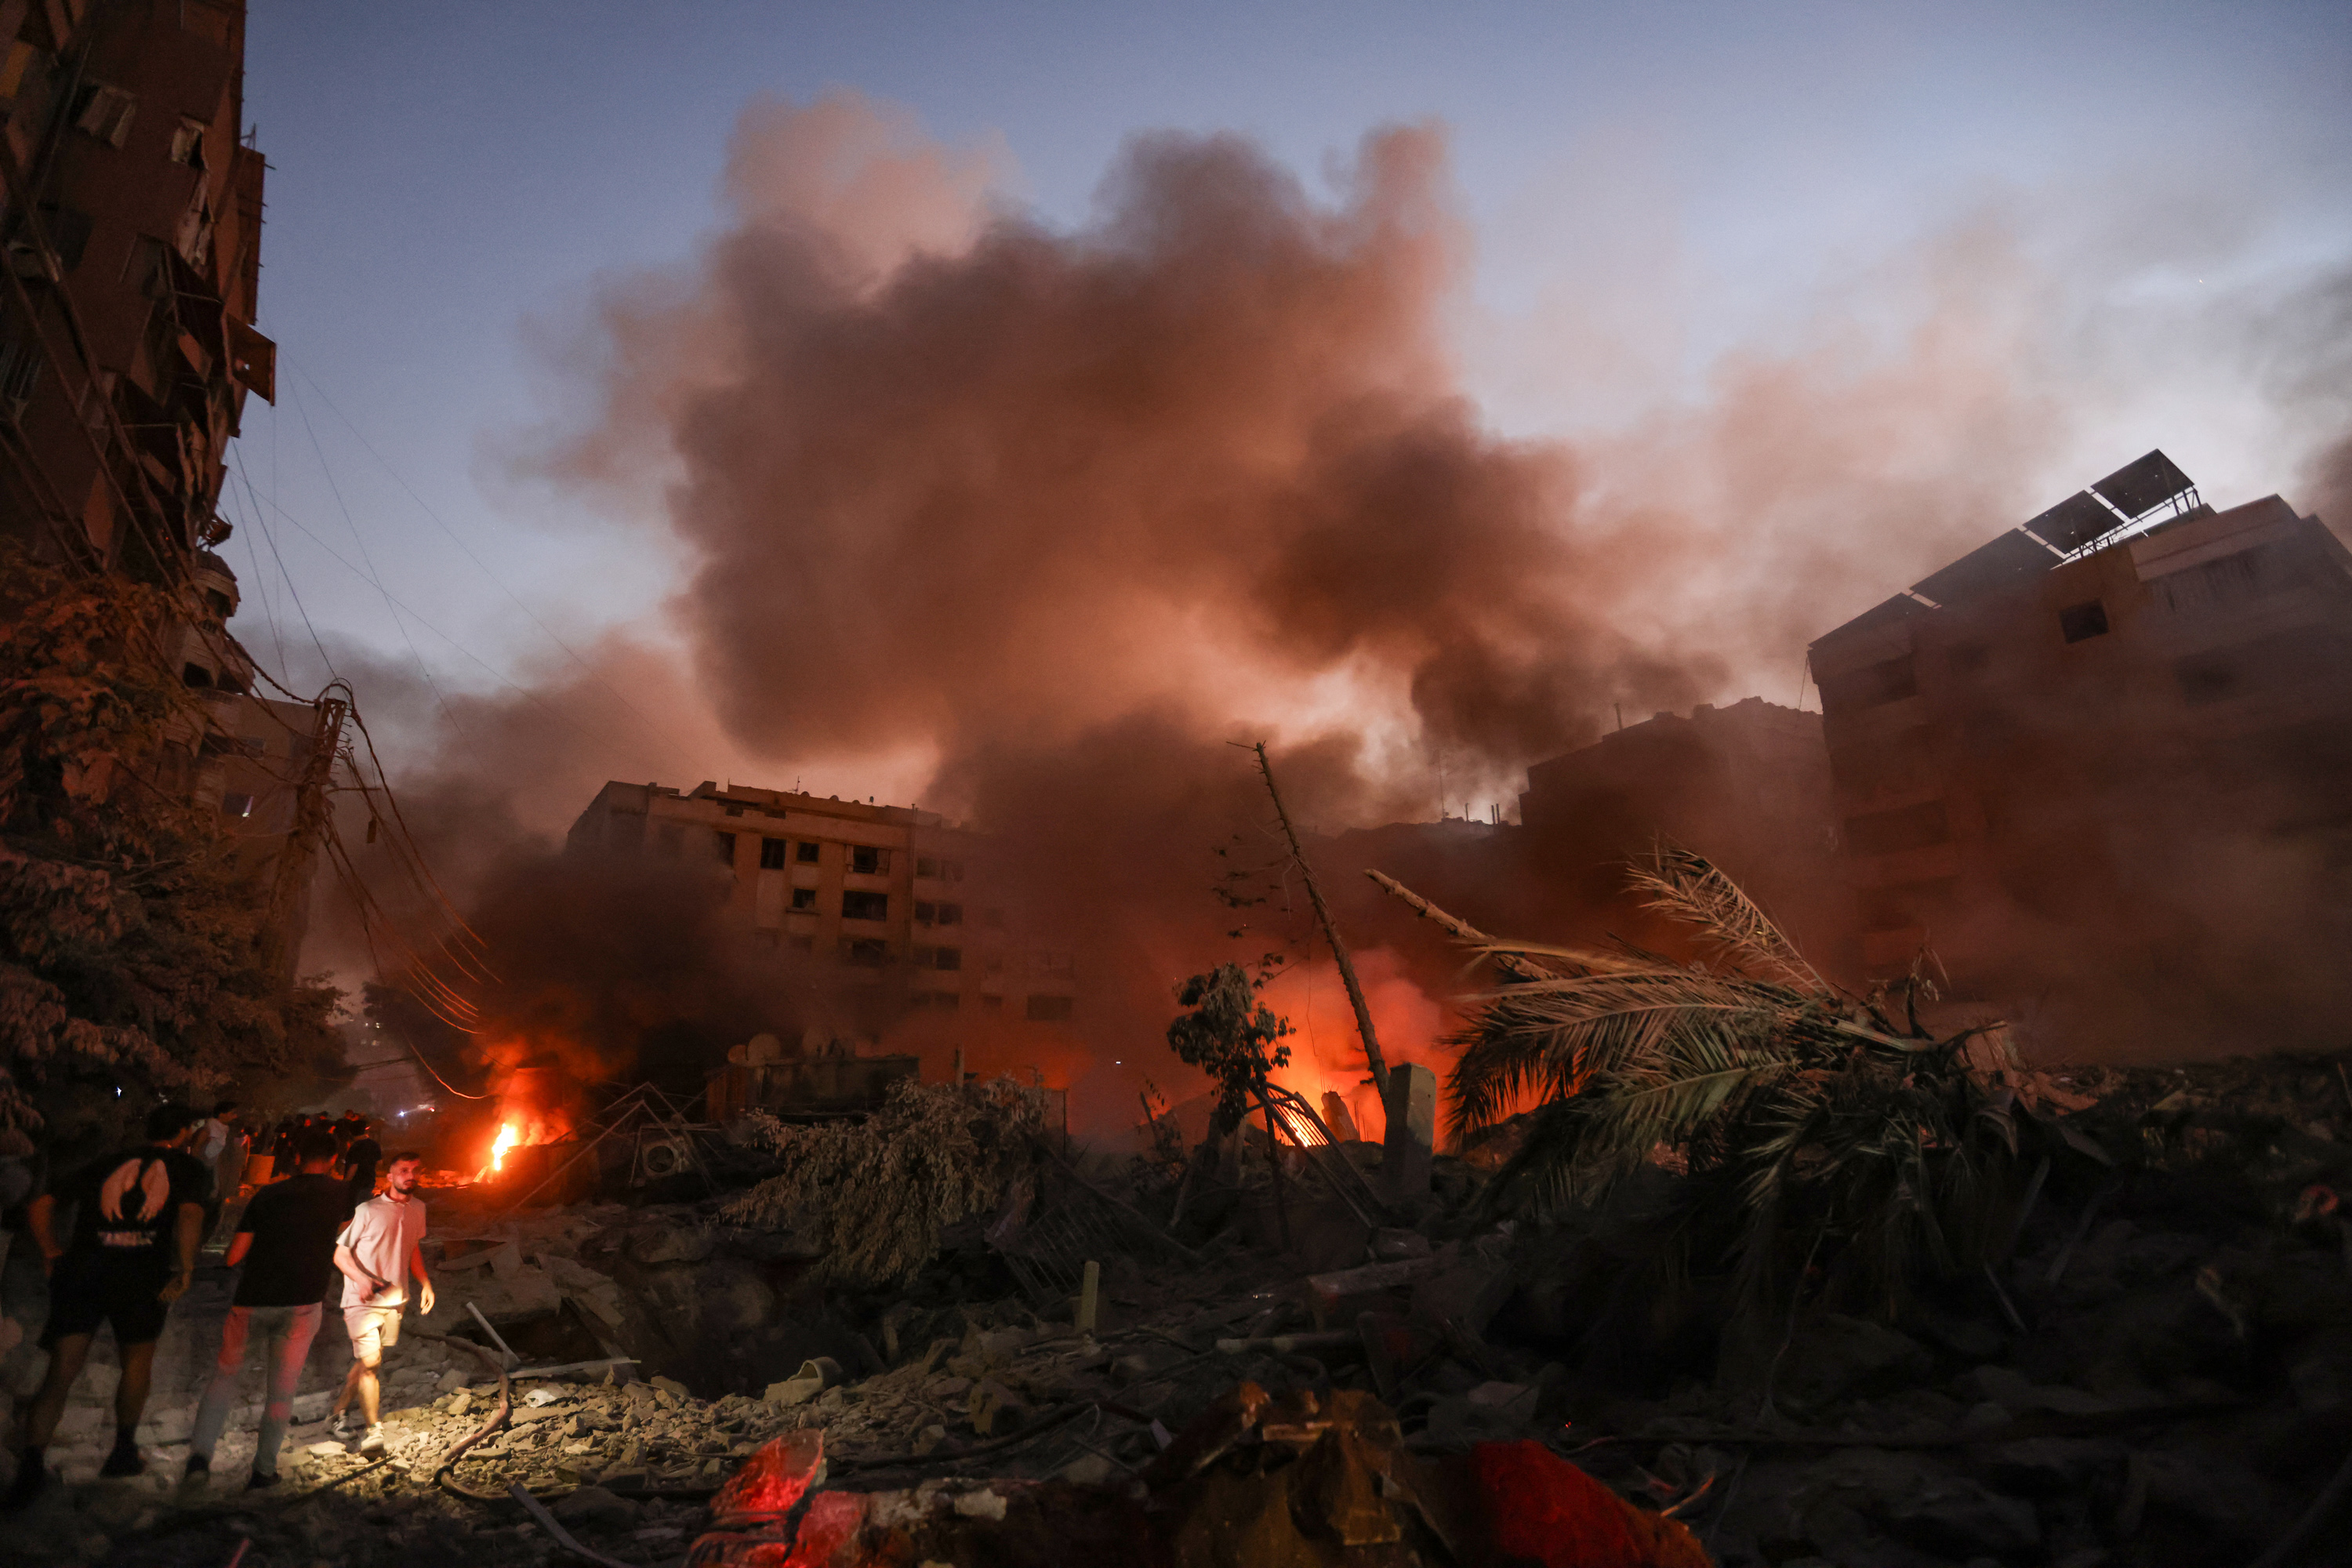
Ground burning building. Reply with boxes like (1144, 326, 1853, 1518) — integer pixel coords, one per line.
(565, 779, 1080, 1029)
(1808, 450, 2352, 1051)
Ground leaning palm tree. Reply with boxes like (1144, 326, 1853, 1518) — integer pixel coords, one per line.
(1373, 847, 2096, 1315)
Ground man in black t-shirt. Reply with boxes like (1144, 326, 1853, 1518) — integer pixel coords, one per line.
(5, 1103, 212, 1507)
(340, 1120, 382, 1205)
(183, 1127, 351, 1490)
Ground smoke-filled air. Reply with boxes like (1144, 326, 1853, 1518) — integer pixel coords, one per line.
(304, 89, 2352, 1138)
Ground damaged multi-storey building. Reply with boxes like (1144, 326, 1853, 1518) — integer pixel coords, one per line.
(0, 0, 271, 562)
(1516, 695, 1849, 960)
(567, 780, 1082, 1105)
(0, 0, 339, 972)
(1808, 451, 2352, 1051)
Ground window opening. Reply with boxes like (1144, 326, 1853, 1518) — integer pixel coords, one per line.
(2059, 600, 2110, 643)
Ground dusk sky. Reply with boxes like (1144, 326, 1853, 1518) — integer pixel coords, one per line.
(230, 2, 2352, 808)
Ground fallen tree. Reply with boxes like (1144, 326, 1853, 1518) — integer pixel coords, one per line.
(1381, 845, 2105, 1316)
(722, 1076, 1050, 1290)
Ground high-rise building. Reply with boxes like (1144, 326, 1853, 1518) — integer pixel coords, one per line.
(0, 0, 270, 568)
(1808, 452, 2352, 1049)
(0, 4, 336, 975)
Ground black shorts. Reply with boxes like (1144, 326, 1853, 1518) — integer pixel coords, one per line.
(40, 1254, 172, 1348)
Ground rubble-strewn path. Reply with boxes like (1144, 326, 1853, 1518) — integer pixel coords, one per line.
(5, 1050, 2350, 1566)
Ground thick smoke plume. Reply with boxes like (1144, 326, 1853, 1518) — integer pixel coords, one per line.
(303, 93, 2352, 1137)
(541, 103, 1716, 793)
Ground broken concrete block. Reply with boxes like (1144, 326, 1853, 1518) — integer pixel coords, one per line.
(965, 1379, 1029, 1437)
(1408, 1250, 1512, 1340)
(1321, 1092, 1362, 1144)
(434, 1368, 470, 1394)
(1060, 1452, 1114, 1486)
(1881, 1477, 2041, 1559)
(626, 1224, 714, 1266)
(1765, 1314, 1933, 1416)
(1955, 1363, 2115, 1417)
(1302, 1255, 1445, 1330)
(763, 1356, 843, 1407)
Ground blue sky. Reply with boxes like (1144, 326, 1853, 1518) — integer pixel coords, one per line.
(231, 1, 2352, 781)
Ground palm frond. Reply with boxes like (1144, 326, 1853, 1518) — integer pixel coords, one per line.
(1627, 841, 1827, 991)
(1420, 848, 2069, 1316)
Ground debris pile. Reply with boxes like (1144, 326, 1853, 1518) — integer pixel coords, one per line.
(688, 1381, 1711, 1567)
(5, 1032, 2350, 1566)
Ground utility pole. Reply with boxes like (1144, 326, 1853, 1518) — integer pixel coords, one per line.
(1250, 742, 1390, 1102)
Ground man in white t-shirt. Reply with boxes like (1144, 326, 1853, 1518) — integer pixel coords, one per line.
(328, 1152, 434, 1454)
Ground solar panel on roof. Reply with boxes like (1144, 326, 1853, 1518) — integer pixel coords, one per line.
(2089, 449, 2194, 521)
(2025, 491, 2119, 553)
(1907, 528, 2062, 607)
(1812, 593, 1924, 647)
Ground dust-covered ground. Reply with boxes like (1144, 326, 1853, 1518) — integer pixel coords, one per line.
(5, 1050, 2350, 1567)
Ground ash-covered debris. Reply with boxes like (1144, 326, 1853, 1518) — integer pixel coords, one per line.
(7, 1044, 2352, 1568)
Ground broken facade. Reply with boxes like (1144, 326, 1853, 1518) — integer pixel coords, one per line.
(0, 0, 270, 568)
(1809, 452, 2352, 1047)
(1516, 695, 1849, 960)
(0, 2, 332, 971)
(566, 779, 1080, 1027)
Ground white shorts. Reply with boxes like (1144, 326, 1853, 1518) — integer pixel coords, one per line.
(343, 1305, 402, 1359)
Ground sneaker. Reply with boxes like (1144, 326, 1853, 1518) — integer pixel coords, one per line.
(358, 1424, 387, 1456)
(183, 1452, 211, 1475)
(98, 1440, 144, 1479)
(325, 1410, 354, 1441)
(245, 1471, 278, 1492)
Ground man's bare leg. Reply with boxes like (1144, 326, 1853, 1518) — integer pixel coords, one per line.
(334, 1350, 381, 1426)
(16, 1334, 93, 1451)
(113, 1342, 157, 1438)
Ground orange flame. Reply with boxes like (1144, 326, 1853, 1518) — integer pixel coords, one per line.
(480, 1122, 519, 1181)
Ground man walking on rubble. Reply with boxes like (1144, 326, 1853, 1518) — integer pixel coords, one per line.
(183, 1127, 352, 1491)
(328, 1150, 433, 1455)
(5, 1104, 212, 1507)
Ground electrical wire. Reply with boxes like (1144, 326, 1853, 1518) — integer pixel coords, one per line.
(289, 378, 496, 783)
(287, 358, 712, 772)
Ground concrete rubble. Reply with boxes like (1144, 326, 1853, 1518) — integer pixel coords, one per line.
(2, 1049, 2349, 1566)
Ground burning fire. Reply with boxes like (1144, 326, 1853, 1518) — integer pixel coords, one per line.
(476, 1120, 530, 1182)
(468, 1063, 579, 1182)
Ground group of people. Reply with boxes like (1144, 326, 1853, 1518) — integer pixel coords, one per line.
(5, 1103, 434, 1508)
(203, 1105, 387, 1213)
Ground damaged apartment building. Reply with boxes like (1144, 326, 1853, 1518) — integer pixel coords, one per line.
(1809, 451, 2352, 1051)
(0, 0, 272, 565)
(567, 779, 1081, 1036)
(1516, 695, 1848, 960)
(0, 0, 338, 971)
